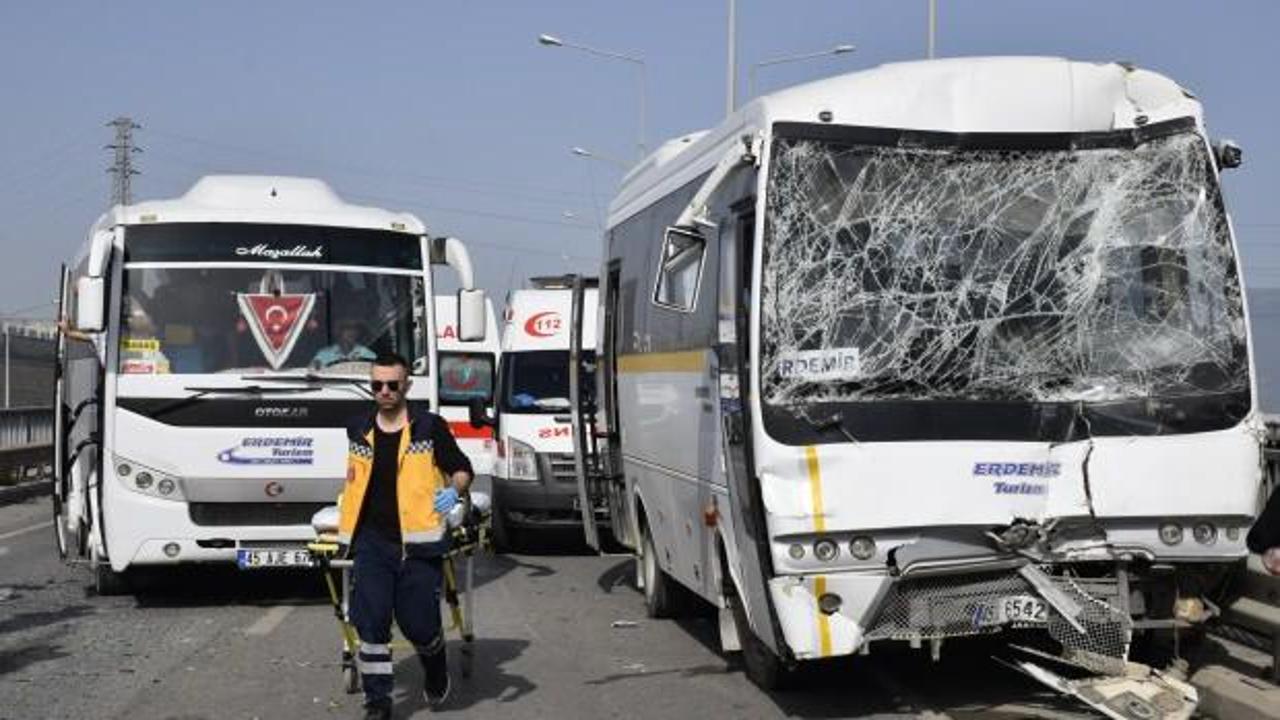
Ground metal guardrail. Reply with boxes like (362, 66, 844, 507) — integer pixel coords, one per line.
(0, 406, 52, 450)
(0, 405, 53, 484)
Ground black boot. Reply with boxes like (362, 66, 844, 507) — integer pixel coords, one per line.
(362, 700, 392, 720)
(421, 646, 450, 709)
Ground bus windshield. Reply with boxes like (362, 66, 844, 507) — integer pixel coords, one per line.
(760, 121, 1248, 413)
(117, 265, 426, 375)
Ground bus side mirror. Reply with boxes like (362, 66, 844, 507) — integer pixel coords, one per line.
(458, 288, 486, 342)
(1214, 139, 1242, 170)
(74, 277, 106, 333)
(468, 396, 495, 429)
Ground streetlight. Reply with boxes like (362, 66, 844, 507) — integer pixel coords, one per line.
(538, 33, 647, 159)
(570, 146, 630, 171)
(747, 44, 856, 99)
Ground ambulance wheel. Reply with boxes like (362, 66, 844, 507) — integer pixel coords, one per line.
(491, 510, 515, 553)
(729, 583, 796, 691)
(640, 520, 681, 618)
(343, 666, 360, 694)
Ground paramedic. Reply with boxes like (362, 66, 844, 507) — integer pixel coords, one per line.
(336, 352, 473, 718)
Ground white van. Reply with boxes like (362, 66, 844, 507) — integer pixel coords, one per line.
(480, 277, 598, 548)
(434, 295, 500, 481)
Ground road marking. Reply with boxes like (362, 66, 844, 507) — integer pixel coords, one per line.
(0, 521, 51, 542)
(245, 605, 295, 636)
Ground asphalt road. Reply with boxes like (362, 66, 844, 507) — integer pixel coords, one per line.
(0, 491, 1100, 720)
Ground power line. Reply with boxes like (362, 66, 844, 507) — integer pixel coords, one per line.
(106, 117, 141, 205)
(146, 126, 596, 203)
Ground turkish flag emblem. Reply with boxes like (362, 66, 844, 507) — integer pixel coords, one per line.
(237, 293, 316, 370)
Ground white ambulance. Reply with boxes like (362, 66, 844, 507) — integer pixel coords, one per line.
(433, 295, 500, 481)
(480, 276, 598, 548)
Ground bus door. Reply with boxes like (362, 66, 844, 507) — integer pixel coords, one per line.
(716, 202, 781, 653)
(52, 264, 71, 559)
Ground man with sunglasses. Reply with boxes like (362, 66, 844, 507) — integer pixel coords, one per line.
(335, 352, 473, 719)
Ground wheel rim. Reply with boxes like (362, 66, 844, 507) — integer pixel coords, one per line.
(642, 531, 657, 600)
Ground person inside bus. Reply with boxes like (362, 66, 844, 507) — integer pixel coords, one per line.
(311, 317, 376, 369)
(336, 352, 473, 719)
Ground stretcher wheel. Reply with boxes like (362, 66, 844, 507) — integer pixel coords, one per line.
(343, 665, 360, 694)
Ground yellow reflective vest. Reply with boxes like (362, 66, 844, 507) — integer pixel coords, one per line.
(336, 410, 452, 549)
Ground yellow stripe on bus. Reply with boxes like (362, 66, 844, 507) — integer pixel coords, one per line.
(815, 575, 833, 657)
(616, 350, 706, 374)
(805, 446, 825, 533)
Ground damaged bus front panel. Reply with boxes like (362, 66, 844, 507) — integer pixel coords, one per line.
(755, 119, 1259, 666)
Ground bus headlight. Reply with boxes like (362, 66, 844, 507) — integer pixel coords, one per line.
(813, 538, 839, 562)
(1158, 522, 1184, 546)
(507, 439, 539, 481)
(115, 456, 184, 501)
(1192, 522, 1217, 545)
(849, 536, 877, 560)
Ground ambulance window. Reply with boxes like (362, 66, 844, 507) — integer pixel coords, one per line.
(653, 227, 706, 312)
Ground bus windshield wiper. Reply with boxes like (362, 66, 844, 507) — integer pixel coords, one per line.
(791, 405, 858, 443)
(152, 384, 321, 419)
(241, 371, 374, 398)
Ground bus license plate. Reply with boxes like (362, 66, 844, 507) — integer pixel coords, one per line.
(236, 549, 312, 569)
(975, 595, 1048, 627)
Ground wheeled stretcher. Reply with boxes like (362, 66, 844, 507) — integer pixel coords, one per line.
(307, 494, 492, 693)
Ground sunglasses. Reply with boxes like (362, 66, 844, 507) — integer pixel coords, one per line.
(370, 380, 402, 393)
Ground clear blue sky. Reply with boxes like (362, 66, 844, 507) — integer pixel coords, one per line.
(1, 1, 1277, 318)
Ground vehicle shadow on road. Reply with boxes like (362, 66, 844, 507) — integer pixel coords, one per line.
(0, 625, 74, 677)
(763, 640, 1085, 719)
(392, 637, 536, 714)
(127, 566, 331, 608)
(0, 603, 94, 637)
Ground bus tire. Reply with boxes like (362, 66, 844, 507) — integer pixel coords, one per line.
(640, 520, 681, 618)
(729, 583, 796, 691)
(94, 561, 130, 596)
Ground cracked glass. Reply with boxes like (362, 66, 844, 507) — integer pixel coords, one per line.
(760, 124, 1247, 417)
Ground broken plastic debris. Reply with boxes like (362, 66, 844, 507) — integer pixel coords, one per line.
(1002, 651, 1197, 720)
(611, 620, 639, 629)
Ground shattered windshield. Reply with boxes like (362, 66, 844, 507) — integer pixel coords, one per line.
(760, 121, 1247, 417)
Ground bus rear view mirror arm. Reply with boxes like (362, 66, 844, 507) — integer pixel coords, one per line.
(468, 396, 496, 429)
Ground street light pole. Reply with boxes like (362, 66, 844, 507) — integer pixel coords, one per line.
(726, 0, 738, 115)
(928, 0, 937, 59)
(538, 33, 647, 158)
(747, 44, 856, 99)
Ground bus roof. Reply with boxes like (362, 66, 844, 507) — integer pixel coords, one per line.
(610, 57, 1203, 227)
(94, 175, 427, 236)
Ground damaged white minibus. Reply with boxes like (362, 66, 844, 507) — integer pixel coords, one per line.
(567, 57, 1261, 694)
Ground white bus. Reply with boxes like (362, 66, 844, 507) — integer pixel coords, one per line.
(434, 294, 500, 481)
(569, 58, 1261, 689)
(53, 175, 487, 593)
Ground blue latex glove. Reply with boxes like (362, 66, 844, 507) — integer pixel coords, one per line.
(434, 487, 459, 514)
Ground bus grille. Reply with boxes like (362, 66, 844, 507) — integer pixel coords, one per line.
(188, 502, 327, 527)
(863, 568, 1132, 674)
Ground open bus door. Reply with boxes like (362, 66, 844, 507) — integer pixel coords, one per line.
(568, 274, 601, 550)
(51, 264, 71, 559)
(569, 273, 624, 552)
